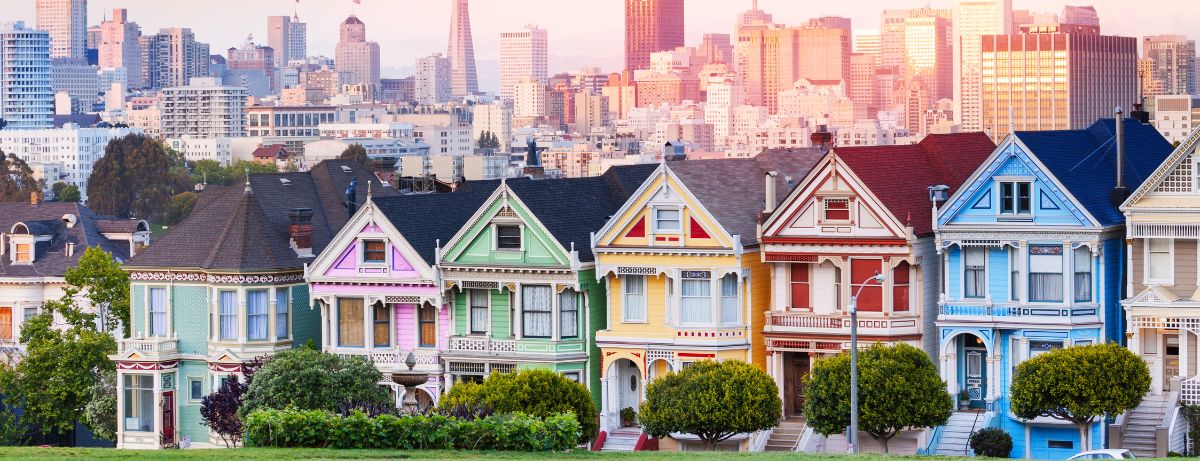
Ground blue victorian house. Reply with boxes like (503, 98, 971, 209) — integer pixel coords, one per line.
(929, 117, 1171, 459)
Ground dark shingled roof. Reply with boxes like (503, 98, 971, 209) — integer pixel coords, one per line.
(373, 181, 504, 266)
(836, 132, 996, 237)
(126, 160, 397, 271)
(0, 202, 141, 278)
(668, 148, 826, 245)
(1015, 118, 1173, 227)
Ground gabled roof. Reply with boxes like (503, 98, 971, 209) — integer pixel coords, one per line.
(832, 133, 996, 236)
(0, 202, 141, 278)
(1015, 118, 1173, 226)
(126, 160, 396, 271)
(667, 148, 825, 244)
(251, 144, 288, 160)
(373, 181, 503, 266)
(1122, 124, 1200, 209)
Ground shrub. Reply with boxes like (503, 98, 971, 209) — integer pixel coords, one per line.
(438, 369, 598, 443)
(639, 360, 781, 450)
(970, 427, 1013, 457)
(620, 407, 637, 425)
(243, 408, 580, 451)
(239, 348, 390, 418)
(200, 376, 249, 447)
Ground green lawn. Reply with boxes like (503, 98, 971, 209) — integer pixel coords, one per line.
(0, 448, 963, 461)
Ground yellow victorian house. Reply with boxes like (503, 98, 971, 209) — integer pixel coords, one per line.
(591, 149, 823, 451)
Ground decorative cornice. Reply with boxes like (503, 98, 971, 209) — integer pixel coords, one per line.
(130, 271, 304, 285)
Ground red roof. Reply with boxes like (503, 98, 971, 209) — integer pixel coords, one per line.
(834, 132, 995, 236)
(251, 144, 288, 160)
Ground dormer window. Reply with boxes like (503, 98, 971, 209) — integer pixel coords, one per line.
(496, 225, 522, 250)
(999, 181, 1032, 215)
(653, 208, 681, 233)
(13, 243, 31, 263)
(362, 240, 386, 263)
(823, 198, 850, 222)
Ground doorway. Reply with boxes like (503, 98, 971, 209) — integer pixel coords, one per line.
(783, 352, 811, 417)
(961, 335, 987, 410)
(161, 391, 175, 446)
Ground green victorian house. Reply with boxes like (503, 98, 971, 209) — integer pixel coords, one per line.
(111, 161, 393, 449)
(434, 165, 654, 405)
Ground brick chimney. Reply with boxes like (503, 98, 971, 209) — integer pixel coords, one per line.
(288, 208, 314, 257)
(810, 125, 833, 153)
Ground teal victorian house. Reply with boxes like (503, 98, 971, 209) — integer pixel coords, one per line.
(930, 118, 1171, 459)
(111, 161, 392, 449)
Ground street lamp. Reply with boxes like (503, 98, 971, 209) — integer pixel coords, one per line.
(847, 272, 886, 454)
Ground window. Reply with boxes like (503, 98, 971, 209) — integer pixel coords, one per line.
(150, 287, 167, 337)
(720, 274, 739, 323)
(1030, 340, 1062, 358)
(622, 275, 646, 322)
(247, 290, 268, 341)
(189, 377, 204, 402)
(418, 304, 437, 347)
(14, 243, 30, 263)
(496, 225, 522, 249)
(559, 290, 578, 338)
(681, 278, 711, 323)
(275, 289, 288, 339)
(823, 198, 850, 221)
(563, 371, 581, 383)
(1047, 440, 1074, 450)
(363, 240, 386, 263)
(1009, 247, 1022, 302)
(23, 307, 37, 322)
(0, 307, 10, 340)
(1147, 238, 1171, 283)
(123, 374, 153, 432)
(892, 262, 910, 312)
(218, 291, 236, 340)
(521, 285, 552, 338)
(654, 208, 681, 232)
(338, 298, 364, 347)
(469, 289, 489, 334)
(850, 259, 883, 311)
(999, 181, 1032, 215)
(1073, 247, 1092, 302)
(964, 248, 986, 298)
(1029, 245, 1064, 302)
(373, 302, 390, 347)
(790, 264, 811, 309)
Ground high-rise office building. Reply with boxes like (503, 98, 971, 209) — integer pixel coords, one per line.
(853, 29, 881, 55)
(142, 28, 210, 90)
(99, 8, 142, 88)
(36, 0, 87, 60)
(625, 0, 685, 71)
(1142, 35, 1196, 96)
(51, 57, 98, 114)
(738, 24, 851, 113)
(953, 0, 1012, 132)
(227, 37, 275, 91)
(499, 25, 548, 102)
(267, 15, 291, 69)
(447, 0, 478, 98)
(415, 53, 452, 105)
(335, 15, 381, 91)
(849, 53, 878, 111)
(981, 31, 1137, 141)
(159, 77, 247, 139)
(0, 22, 54, 130)
(699, 33, 734, 66)
(880, 8, 952, 85)
(288, 14, 307, 63)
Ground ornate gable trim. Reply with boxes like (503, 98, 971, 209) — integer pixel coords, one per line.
(307, 198, 435, 282)
(593, 164, 736, 249)
(1124, 125, 1200, 208)
(760, 153, 907, 239)
(439, 181, 574, 268)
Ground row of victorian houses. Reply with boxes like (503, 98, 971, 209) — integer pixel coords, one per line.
(49, 111, 1193, 456)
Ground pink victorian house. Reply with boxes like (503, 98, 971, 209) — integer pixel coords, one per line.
(306, 195, 449, 409)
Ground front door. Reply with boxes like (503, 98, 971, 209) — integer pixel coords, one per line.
(161, 391, 175, 446)
(1165, 333, 1180, 391)
(965, 349, 986, 409)
(783, 353, 810, 417)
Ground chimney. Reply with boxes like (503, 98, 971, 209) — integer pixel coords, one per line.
(288, 208, 314, 257)
(1111, 107, 1128, 206)
(764, 171, 778, 214)
(810, 125, 833, 153)
(30, 191, 39, 207)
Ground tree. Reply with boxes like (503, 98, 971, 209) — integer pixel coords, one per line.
(51, 182, 81, 203)
(0, 152, 41, 203)
(82, 369, 117, 441)
(1010, 343, 1150, 451)
(164, 191, 199, 226)
(804, 343, 952, 453)
(239, 348, 390, 418)
(58, 246, 130, 336)
(339, 144, 374, 174)
(438, 368, 599, 443)
(638, 360, 781, 450)
(190, 159, 228, 186)
(86, 134, 172, 220)
(201, 375, 249, 447)
(477, 131, 501, 150)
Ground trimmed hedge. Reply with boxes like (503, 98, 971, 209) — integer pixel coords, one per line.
(243, 408, 580, 451)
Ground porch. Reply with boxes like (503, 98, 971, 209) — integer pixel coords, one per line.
(764, 311, 920, 337)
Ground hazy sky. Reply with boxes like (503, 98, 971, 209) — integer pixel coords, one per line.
(10, 0, 1199, 90)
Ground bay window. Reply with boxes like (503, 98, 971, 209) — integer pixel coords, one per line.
(964, 248, 986, 298)
(218, 291, 236, 340)
(247, 290, 268, 341)
(720, 274, 738, 323)
(1029, 245, 1064, 302)
(1147, 238, 1171, 283)
(622, 275, 646, 322)
(373, 302, 390, 347)
(123, 374, 154, 432)
(469, 289, 489, 334)
(680, 278, 711, 323)
(1073, 247, 1092, 302)
(790, 264, 810, 309)
(149, 287, 167, 337)
(892, 262, 910, 312)
(418, 304, 437, 347)
(559, 290, 578, 338)
(522, 285, 552, 338)
(850, 259, 882, 312)
(275, 289, 288, 339)
(338, 298, 364, 347)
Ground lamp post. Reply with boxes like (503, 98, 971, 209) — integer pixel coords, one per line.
(848, 272, 886, 454)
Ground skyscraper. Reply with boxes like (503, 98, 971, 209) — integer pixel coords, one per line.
(880, 8, 952, 89)
(99, 8, 143, 88)
(267, 16, 291, 69)
(415, 53, 451, 105)
(335, 15, 381, 92)
(499, 25, 548, 102)
(35, 0, 87, 60)
(447, 0, 478, 98)
(0, 21, 54, 130)
(738, 24, 851, 113)
(288, 14, 307, 63)
(624, 0, 685, 72)
(953, 0, 1012, 132)
(142, 28, 210, 90)
(1142, 35, 1196, 96)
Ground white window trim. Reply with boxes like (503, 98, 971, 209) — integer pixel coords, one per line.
(359, 238, 389, 266)
(558, 289, 580, 339)
(146, 285, 171, 338)
(677, 276, 714, 327)
(621, 275, 648, 324)
(492, 223, 525, 251)
(468, 289, 491, 336)
(1144, 237, 1174, 285)
(719, 272, 741, 326)
(186, 375, 205, 405)
(1026, 243, 1068, 305)
(651, 206, 683, 235)
(962, 247, 989, 300)
(274, 286, 290, 341)
(995, 177, 1035, 219)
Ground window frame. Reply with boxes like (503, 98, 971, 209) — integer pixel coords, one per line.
(679, 277, 712, 325)
(720, 273, 739, 324)
(13, 242, 31, 264)
(1028, 245, 1065, 303)
(1009, 246, 1023, 302)
(187, 376, 205, 404)
(494, 224, 523, 250)
(1073, 246, 1092, 303)
(218, 290, 237, 341)
(337, 297, 365, 348)
(559, 289, 579, 339)
(468, 289, 489, 335)
(418, 303, 437, 348)
(361, 240, 387, 264)
(372, 302, 391, 348)
(521, 285, 553, 339)
(149, 286, 168, 337)
(621, 275, 647, 323)
(275, 288, 289, 340)
(1145, 238, 1173, 284)
(963, 247, 987, 299)
(652, 207, 682, 234)
(246, 289, 269, 341)
(821, 197, 852, 223)
(122, 373, 154, 433)
(789, 263, 811, 310)
(997, 180, 1033, 216)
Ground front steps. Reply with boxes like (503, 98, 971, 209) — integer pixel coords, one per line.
(601, 428, 642, 451)
(764, 418, 806, 451)
(936, 411, 984, 456)
(1120, 393, 1170, 458)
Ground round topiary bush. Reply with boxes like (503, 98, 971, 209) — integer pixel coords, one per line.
(970, 427, 1013, 458)
(439, 368, 598, 443)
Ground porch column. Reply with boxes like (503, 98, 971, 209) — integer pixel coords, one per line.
(987, 354, 1001, 403)
(941, 352, 957, 394)
(1182, 330, 1191, 379)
